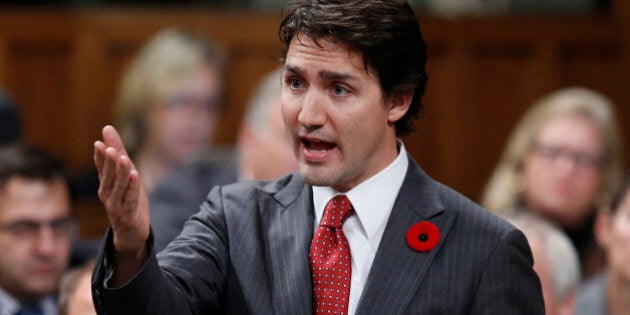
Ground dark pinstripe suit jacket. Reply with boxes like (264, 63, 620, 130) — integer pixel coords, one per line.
(92, 154, 544, 314)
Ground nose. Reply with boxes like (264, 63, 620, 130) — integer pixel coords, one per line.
(554, 153, 579, 175)
(34, 227, 58, 256)
(297, 89, 326, 129)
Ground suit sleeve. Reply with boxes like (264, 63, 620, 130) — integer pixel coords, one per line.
(91, 186, 230, 315)
(469, 228, 545, 314)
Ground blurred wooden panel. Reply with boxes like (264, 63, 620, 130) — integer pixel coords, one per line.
(438, 41, 542, 198)
(64, 9, 283, 170)
(412, 16, 628, 200)
(218, 41, 283, 143)
(6, 39, 73, 160)
(556, 41, 630, 169)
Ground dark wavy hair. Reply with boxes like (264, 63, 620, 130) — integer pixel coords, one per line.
(279, 0, 428, 136)
(0, 144, 67, 188)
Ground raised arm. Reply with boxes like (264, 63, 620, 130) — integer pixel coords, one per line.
(94, 125, 150, 286)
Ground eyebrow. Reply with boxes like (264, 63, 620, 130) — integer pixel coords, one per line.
(284, 65, 359, 82)
(319, 70, 358, 82)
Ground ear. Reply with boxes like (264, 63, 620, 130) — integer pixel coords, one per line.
(594, 210, 612, 249)
(386, 91, 413, 124)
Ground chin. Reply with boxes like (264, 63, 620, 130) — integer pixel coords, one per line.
(299, 168, 333, 187)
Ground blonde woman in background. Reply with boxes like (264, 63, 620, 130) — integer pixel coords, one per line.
(482, 87, 623, 279)
(116, 28, 225, 193)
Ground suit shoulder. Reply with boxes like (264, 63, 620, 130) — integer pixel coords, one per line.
(433, 181, 517, 238)
(218, 172, 305, 203)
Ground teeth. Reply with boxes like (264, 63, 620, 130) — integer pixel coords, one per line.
(303, 138, 334, 152)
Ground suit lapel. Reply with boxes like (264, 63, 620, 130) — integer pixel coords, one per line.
(356, 156, 458, 314)
(259, 176, 314, 315)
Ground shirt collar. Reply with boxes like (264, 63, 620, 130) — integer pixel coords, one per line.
(0, 287, 56, 315)
(313, 141, 408, 239)
(0, 287, 20, 315)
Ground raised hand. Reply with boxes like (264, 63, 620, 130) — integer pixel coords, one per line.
(94, 125, 150, 284)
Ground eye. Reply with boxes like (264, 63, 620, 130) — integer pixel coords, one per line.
(7, 221, 39, 237)
(332, 84, 350, 96)
(287, 78, 303, 90)
(574, 153, 601, 168)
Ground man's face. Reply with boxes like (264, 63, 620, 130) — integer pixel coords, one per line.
(282, 35, 405, 192)
(0, 177, 72, 302)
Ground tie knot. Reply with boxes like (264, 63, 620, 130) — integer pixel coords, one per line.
(320, 195, 354, 229)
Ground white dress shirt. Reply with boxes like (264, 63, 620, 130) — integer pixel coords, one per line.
(312, 142, 408, 315)
(0, 286, 56, 315)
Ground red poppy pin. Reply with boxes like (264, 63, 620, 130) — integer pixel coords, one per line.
(406, 221, 440, 252)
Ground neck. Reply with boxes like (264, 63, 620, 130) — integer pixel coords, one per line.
(607, 273, 630, 315)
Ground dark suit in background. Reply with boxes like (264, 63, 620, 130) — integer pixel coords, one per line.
(92, 154, 543, 314)
(149, 153, 238, 252)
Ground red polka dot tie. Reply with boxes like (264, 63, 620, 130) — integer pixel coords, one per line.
(310, 195, 354, 315)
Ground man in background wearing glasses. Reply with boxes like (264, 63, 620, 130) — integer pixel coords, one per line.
(0, 145, 76, 315)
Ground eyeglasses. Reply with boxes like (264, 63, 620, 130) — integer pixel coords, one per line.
(529, 142, 605, 170)
(0, 217, 77, 240)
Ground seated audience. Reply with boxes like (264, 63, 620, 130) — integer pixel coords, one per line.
(115, 28, 226, 193)
(508, 212, 580, 315)
(482, 87, 623, 279)
(150, 67, 297, 251)
(575, 175, 630, 315)
(57, 260, 96, 315)
(0, 145, 75, 315)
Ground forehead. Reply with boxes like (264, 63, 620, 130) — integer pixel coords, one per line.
(0, 177, 70, 221)
(535, 114, 603, 150)
(284, 35, 374, 79)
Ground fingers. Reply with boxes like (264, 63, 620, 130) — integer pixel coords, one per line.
(94, 140, 106, 175)
(102, 125, 131, 160)
(123, 169, 141, 214)
(94, 125, 150, 254)
(110, 155, 133, 208)
(98, 146, 140, 213)
(98, 147, 119, 204)
(96, 125, 137, 206)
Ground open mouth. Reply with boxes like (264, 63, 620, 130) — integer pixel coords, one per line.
(302, 138, 336, 152)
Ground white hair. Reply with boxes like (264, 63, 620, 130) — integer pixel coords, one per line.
(508, 212, 581, 300)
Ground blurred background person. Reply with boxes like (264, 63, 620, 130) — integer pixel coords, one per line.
(150, 67, 297, 251)
(482, 87, 623, 279)
(576, 175, 630, 315)
(508, 212, 580, 315)
(0, 144, 75, 315)
(115, 27, 225, 193)
(236, 67, 296, 181)
(57, 260, 96, 315)
(0, 89, 21, 147)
